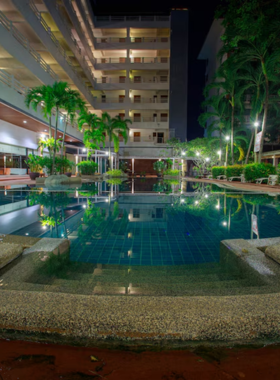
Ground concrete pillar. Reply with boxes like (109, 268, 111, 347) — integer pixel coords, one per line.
(273, 156, 276, 167)
(132, 158, 135, 174)
(172, 158, 175, 170)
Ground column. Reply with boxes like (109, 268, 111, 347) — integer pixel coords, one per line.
(132, 158, 134, 174)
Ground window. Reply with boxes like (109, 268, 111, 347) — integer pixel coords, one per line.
(134, 113, 141, 122)
(101, 77, 107, 83)
(135, 37, 142, 43)
(160, 113, 168, 122)
(160, 95, 168, 103)
(160, 57, 168, 63)
(101, 95, 106, 103)
(160, 76, 168, 82)
(134, 57, 141, 63)
(161, 37, 168, 43)
(119, 95, 125, 103)
(134, 76, 141, 83)
(119, 57, 126, 63)
(119, 76, 126, 83)
(134, 95, 141, 103)
(101, 58, 107, 63)
(133, 209, 140, 218)
(119, 133, 124, 142)
(119, 37, 126, 43)
(134, 132, 141, 142)
(119, 113, 125, 120)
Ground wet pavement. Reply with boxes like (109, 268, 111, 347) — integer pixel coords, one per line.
(0, 339, 280, 379)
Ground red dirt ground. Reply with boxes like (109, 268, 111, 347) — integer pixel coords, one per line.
(0, 340, 280, 379)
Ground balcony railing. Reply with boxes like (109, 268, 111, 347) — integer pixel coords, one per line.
(133, 117, 169, 122)
(94, 97, 169, 104)
(0, 11, 59, 81)
(0, 69, 78, 129)
(129, 136, 166, 143)
(132, 97, 168, 103)
(95, 15, 170, 22)
(28, 0, 94, 100)
(94, 57, 169, 64)
(130, 76, 169, 83)
(95, 77, 127, 83)
(53, 1, 94, 81)
(95, 37, 169, 43)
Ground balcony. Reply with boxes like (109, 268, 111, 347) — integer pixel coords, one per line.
(94, 75, 169, 90)
(9, 0, 95, 105)
(94, 57, 169, 70)
(94, 36, 170, 50)
(0, 11, 58, 85)
(94, 15, 170, 28)
(93, 96, 169, 110)
(129, 116, 169, 129)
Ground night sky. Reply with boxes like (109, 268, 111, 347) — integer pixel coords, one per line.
(92, 0, 220, 140)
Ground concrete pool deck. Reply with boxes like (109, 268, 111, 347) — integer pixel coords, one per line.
(1, 236, 280, 346)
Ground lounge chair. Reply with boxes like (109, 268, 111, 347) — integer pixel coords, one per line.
(256, 175, 278, 186)
(216, 175, 227, 180)
(228, 174, 246, 183)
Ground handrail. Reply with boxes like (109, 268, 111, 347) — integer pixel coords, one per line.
(94, 57, 169, 64)
(54, 2, 94, 81)
(95, 37, 169, 43)
(95, 15, 170, 22)
(0, 11, 59, 81)
(0, 69, 78, 129)
(28, 0, 94, 100)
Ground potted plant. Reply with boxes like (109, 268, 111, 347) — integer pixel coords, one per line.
(25, 154, 42, 180)
(153, 161, 166, 178)
(64, 160, 74, 177)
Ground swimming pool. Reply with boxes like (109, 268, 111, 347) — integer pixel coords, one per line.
(0, 179, 280, 296)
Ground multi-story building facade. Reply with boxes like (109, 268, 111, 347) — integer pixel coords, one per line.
(0, 0, 188, 176)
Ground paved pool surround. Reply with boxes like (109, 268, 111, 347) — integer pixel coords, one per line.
(1, 236, 280, 346)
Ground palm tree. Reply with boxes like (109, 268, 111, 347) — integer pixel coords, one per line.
(26, 81, 82, 174)
(99, 113, 131, 169)
(61, 91, 85, 159)
(205, 58, 251, 164)
(25, 85, 53, 139)
(198, 95, 230, 164)
(77, 111, 105, 153)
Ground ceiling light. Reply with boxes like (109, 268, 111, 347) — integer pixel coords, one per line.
(44, 129, 47, 132)
(23, 120, 27, 123)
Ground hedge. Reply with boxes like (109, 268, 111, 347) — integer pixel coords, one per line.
(105, 169, 126, 177)
(163, 169, 180, 176)
(212, 166, 226, 179)
(243, 163, 276, 182)
(77, 161, 98, 175)
(225, 165, 244, 179)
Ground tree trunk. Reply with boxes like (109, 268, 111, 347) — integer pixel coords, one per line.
(231, 102, 235, 165)
(52, 107, 59, 175)
(49, 117, 52, 140)
(245, 130, 254, 164)
(219, 131, 222, 165)
(61, 116, 68, 160)
(258, 65, 269, 163)
(108, 136, 112, 170)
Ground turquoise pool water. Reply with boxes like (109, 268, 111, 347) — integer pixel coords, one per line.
(0, 180, 280, 267)
(0, 180, 280, 296)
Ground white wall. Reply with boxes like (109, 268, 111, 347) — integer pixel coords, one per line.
(0, 119, 39, 151)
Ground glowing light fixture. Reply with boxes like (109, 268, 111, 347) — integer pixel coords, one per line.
(182, 151, 186, 156)
(217, 150, 221, 155)
(254, 121, 259, 127)
(196, 152, 200, 156)
(205, 157, 210, 162)
(225, 136, 230, 141)
(23, 120, 27, 123)
(222, 221, 227, 226)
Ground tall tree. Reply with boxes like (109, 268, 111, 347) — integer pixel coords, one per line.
(217, 0, 280, 162)
(77, 111, 105, 153)
(99, 113, 131, 169)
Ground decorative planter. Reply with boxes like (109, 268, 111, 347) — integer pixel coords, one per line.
(65, 172, 72, 178)
(29, 172, 40, 180)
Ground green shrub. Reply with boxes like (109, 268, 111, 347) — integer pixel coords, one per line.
(243, 163, 276, 182)
(225, 165, 244, 179)
(55, 157, 74, 174)
(38, 156, 53, 175)
(77, 160, 98, 175)
(163, 169, 180, 176)
(153, 161, 166, 174)
(212, 166, 226, 179)
(106, 169, 125, 177)
(25, 154, 42, 172)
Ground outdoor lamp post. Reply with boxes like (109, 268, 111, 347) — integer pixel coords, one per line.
(217, 150, 222, 164)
